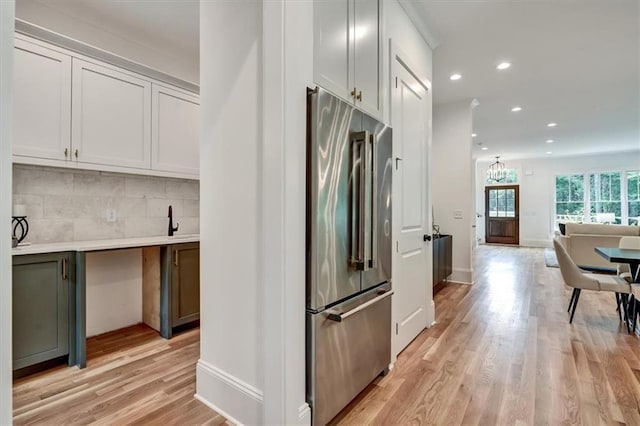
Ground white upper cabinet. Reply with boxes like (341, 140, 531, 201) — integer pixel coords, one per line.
(72, 59, 151, 169)
(13, 38, 71, 161)
(152, 84, 200, 176)
(314, 0, 381, 118)
(353, 0, 381, 116)
(314, 0, 352, 100)
(12, 34, 198, 179)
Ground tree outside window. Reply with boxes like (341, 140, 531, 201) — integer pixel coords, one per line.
(589, 172, 621, 224)
(628, 171, 640, 226)
(555, 174, 584, 225)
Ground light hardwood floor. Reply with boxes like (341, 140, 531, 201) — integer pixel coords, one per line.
(14, 245, 640, 425)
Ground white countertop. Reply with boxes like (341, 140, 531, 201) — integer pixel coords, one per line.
(12, 234, 200, 256)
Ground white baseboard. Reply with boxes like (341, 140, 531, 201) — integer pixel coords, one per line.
(426, 299, 435, 326)
(195, 359, 264, 426)
(521, 239, 552, 248)
(450, 268, 472, 284)
(298, 402, 311, 424)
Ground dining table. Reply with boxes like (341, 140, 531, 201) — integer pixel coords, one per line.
(594, 247, 640, 283)
(595, 246, 640, 333)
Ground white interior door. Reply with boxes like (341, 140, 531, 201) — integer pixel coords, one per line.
(391, 54, 430, 358)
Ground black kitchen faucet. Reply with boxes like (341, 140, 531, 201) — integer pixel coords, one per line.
(168, 205, 179, 236)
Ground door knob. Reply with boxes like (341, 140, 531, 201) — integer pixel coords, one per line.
(423, 234, 432, 242)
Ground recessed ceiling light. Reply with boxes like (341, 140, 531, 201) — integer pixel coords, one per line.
(546, 139, 554, 143)
(546, 151, 553, 154)
(481, 147, 489, 151)
(449, 73, 462, 81)
(511, 106, 522, 112)
(472, 133, 477, 138)
(547, 122, 557, 127)
(497, 62, 511, 70)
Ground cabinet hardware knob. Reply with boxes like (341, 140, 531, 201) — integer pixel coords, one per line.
(74, 149, 78, 158)
(350, 88, 357, 99)
(174, 249, 179, 267)
(64, 148, 68, 157)
(356, 91, 362, 101)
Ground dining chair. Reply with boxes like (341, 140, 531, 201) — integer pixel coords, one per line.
(619, 237, 640, 332)
(618, 236, 640, 283)
(553, 238, 632, 326)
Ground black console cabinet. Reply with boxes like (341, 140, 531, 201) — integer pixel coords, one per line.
(433, 234, 452, 286)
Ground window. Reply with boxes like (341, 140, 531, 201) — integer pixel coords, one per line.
(486, 168, 518, 185)
(589, 172, 621, 224)
(487, 187, 516, 217)
(555, 170, 638, 227)
(555, 174, 584, 224)
(628, 171, 640, 226)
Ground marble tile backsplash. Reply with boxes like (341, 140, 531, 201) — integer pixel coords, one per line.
(12, 165, 199, 244)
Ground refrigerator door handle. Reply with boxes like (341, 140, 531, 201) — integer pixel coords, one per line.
(349, 131, 371, 271)
(326, 290, 394, 322)
(363, 131, 372, 271)
(369, 133, 377, 269)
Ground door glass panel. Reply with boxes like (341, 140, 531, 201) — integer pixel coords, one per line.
(488, 188, 516, 217)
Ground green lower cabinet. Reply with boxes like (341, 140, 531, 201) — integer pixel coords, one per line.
(12, 253, 73, 371)
(161, 243, 200, 338)
(172, 243, 200, 327)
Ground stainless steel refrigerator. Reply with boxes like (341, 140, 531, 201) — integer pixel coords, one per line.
(306, 87, 393, 426)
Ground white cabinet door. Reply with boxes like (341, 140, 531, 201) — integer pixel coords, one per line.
(13, 39, 71, 161)
(313, 0, 353, 102)
(72, 59, 151, 169)
(152, 84, 200, 176)
(314, 0, 382, 119)
(354, 0, 381, 117)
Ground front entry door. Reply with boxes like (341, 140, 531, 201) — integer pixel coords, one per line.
(485, 185, 519, 244)
(391, 54, 430, 358)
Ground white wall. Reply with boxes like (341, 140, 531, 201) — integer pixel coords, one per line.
(86, 249, 142, 337)
(198, 2, 313, 424)
(15, 1, 198, 83)
(198, 2, 262, 424)
(0, 2, 14, 422)
(261, 1, 312, 424)
(476, 150, 640, 247)
(433, 100, 474, 284)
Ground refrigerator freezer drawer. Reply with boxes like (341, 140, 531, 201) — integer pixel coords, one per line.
(307, 287, 392, 426)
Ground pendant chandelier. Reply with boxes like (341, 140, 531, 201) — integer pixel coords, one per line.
(487, 156, 507, 182)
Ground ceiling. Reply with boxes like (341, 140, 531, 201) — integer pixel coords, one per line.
(18, 0, 638, 162)
(411, 0, 639, 161)
(17, 0, 199, 82)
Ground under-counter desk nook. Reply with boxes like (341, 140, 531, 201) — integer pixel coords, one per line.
(11, 235, 199, 374)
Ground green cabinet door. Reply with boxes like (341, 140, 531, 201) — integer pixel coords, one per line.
(13, 253, 72, 370)
(160, 242, 200, 338)
(171, 243, 200, 327)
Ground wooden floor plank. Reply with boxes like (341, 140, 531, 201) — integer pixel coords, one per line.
(13, 245, 640, 425)
(336, 245, 640, 425)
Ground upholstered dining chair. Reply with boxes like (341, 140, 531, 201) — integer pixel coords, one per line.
(618, 236, 640, 283)
(629, 285, 640, 333)
(553, 238, 632, 326)
(619, 237, 640, 332)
